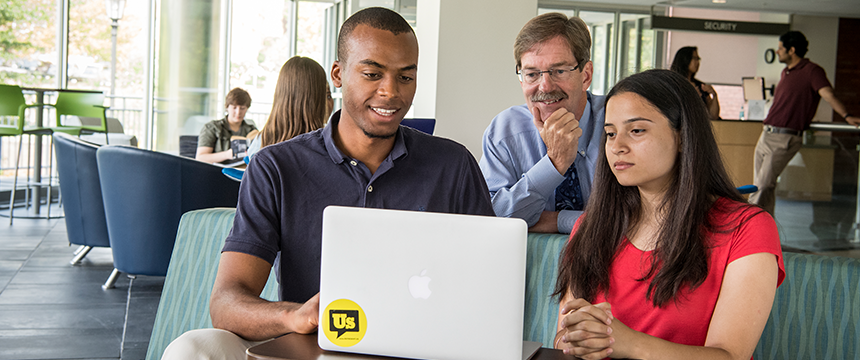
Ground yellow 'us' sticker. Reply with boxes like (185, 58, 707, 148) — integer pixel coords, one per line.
(322, 299, 367, 347)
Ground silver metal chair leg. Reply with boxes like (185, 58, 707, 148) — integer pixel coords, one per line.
(73, 245, 86, 255)
(70, 246, 92, 265)
(9, 138, 24, 225)
(103, 268, 121, 290)
(46, 135, 54, 219)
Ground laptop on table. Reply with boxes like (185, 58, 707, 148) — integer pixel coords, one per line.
(318, 206, 541, 360)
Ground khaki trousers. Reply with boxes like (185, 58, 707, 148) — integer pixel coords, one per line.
(749, 129, 803, 214)
(161, 328, 271, 360)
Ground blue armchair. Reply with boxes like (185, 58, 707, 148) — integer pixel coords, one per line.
(52, 133, 111, 265)
(96, 145, 241, 289)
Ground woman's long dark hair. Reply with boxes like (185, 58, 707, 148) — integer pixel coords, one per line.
(670, 46, 697, 80)
(554, 69, 756, 307)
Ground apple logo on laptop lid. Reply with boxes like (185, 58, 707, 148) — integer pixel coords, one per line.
(408, 269, 432, 299)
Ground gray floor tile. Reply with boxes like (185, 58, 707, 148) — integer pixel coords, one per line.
(0, 224, 55, 234)
(0, 328, 122, 360)
(0, 260, 24, 272)
(123, 283, 163, 343)
(22, 255, 114, 269)
(0, 228, 51, 237)
(30, 243, 92, 257)
(0, 303, 126, 330)
(0, 237, 42, 250)
(127, 276, 165, 294)
(0, 250, 32, 261)
(121, 341, 149, 360)
(11, 268, 119, 285)
(0, 283, 129, 305)
(0, 274, 11, 290)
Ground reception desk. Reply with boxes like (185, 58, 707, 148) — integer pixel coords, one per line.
(711, 119, 835, 201)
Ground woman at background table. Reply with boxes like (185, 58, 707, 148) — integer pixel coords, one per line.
(246, 56, 333, 158)
(671, 46, 721, 119)
(196, 87, 258, 163)
(553, 69, 784, 360)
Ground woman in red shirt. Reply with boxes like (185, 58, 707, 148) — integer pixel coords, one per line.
(554, 69, 784, 360)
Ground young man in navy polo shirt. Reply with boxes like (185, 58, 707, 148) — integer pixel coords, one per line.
(750, 31, 860, 214)
(162, 7, 493, 360)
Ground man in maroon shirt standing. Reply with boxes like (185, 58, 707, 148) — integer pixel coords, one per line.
(750, 31, 860, 214)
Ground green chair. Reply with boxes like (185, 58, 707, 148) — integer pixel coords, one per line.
(0, 84, 55, 224)
(51, 91, 110, 144)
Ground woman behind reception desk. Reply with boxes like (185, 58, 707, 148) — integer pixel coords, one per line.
(671, 46, 721, 120)
(552, 70, 784, 360)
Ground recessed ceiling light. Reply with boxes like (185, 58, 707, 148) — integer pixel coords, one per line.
(713, 0, 726, 3)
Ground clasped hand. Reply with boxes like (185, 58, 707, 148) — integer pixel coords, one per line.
(556, 298, 635, 359)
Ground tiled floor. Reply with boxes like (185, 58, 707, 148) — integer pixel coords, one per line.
(1, 188, 859, 360)
(0, 206, 162, 360)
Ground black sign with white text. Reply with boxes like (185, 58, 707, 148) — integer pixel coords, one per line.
(651, 15, 790, 36)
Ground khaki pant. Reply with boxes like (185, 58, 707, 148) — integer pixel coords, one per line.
(161, 328, 270, 360)
(749, 129, 803, 214)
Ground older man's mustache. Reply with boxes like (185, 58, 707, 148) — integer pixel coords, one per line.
(531, 91, 568, 103)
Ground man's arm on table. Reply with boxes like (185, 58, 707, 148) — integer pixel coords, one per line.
(530, 209, 582, 234)
(210, 251, 319, 341)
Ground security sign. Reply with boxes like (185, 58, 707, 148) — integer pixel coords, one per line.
(322, 299, 367, 347)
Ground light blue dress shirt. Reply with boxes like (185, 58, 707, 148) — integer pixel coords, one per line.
(479, 92, 606, 233)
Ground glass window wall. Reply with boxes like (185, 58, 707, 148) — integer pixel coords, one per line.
(65, 0, 149, 144)
(0, 0, 57, 89)
(0, 0, 57, 175)
(579, 10, 615, 95)
(228, 0, 295, 127)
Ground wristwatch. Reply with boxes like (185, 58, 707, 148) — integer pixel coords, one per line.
(845, 113, 853, 118)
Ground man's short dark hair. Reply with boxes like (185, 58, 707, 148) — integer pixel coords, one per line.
(336, 7, 415, 62)
(780, 31, 808, 58)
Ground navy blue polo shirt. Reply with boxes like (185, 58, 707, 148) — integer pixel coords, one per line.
(223, 111, 494, 303)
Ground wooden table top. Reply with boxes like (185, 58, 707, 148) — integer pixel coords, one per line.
(246, 333, 570, 360)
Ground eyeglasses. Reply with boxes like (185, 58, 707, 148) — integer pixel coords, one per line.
(516, 65, 580, 84)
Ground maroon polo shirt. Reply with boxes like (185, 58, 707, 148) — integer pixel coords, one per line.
(764, 58, 832, 131)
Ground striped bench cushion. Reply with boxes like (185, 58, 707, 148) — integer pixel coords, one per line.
(145, 208, 278, 360)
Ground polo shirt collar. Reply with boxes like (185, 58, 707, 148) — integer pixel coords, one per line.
(322, 110, 408, 165)
(789, 58, 811, 71)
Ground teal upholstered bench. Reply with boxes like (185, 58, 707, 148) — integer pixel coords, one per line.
(753, 252, 860, 359)
(522, 233, 567, 347)
(145, 209, 860, 360)
(144, 208, 279, 360)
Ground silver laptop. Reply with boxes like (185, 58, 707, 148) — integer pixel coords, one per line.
(318, 206, 541, 360)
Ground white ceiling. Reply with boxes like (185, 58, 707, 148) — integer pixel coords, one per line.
(564, 0, 860, 19)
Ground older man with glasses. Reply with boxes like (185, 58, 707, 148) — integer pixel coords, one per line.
(479, 12, 606, 234)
